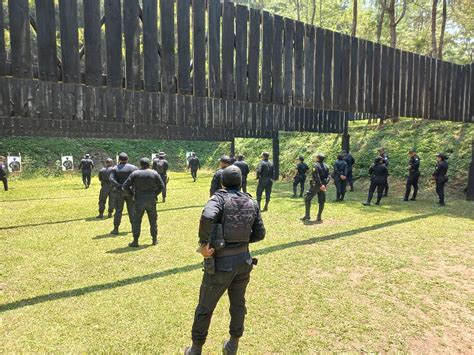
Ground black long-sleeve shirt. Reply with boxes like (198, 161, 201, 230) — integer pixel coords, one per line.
(311, 162, 330, 186)
(234, 160, 250, 177)
(369, 163, 388, 184)
(210, 169, 224, 196)
(79, 158, 94, 173)
(109, 163, 138, 189)
(408, 155, 420, 177)
(98, 166, 114, 186)
(333, 159, 348, 179)
(432, 161, 448, 182)
(123, 168, 164, 199)
(256, 159, 274, 182)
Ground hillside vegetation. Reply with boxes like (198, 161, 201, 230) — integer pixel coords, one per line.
(1, 119, 473, 185)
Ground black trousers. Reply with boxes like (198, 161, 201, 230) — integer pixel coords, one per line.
(382, 178, 389, 196)
(191, 169, 198, 180)
(113, 190, 135, 229)
(192, 262, 253, 345)
(82, 172, 91, 187)
(160, 174, 167, 199)
(436, 179, 446, 203)
(304, 185, 326, 219)
(241, 175, 248, 193)
(404, 175, 419, 200)
(334, 177, 347, 201)
(132, 196, 158, 242)
(346, 170, 354, 190)
(293, 175, 306, 196)
(98, 185, 114, 214)
(256, 179, 273, 207)
(1, 177, 7, 191)
(367, 181, 384, 204)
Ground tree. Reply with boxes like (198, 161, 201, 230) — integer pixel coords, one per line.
(352, 0, 358, 36)
(376, 1, 386, 43)
(381, 0, 408, 47)
(431, 0, 439, 57)
(438, 0, 447, 59)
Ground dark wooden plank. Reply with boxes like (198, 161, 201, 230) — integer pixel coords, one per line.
(386, 47, 394, 116)
(272, 15, 284, 105)
(406, 52, 413, 117)
(83, 0, 102, 86)
(423, 56, 431, 119)
(293, 21, 304, 106)
(393, 48, 401, 117)
(340, 34, 350, 111)
(365, 41, 374, 113)
(8, 0, 32, 78)
(357, 39, 367, 112)
(236, 5, 248, 101)
(261, 11, 273, 103)
(177, 0, 191, 94)
(222, 2, 235, 100)
(208, 0, 221, 98)
(123, 0, 141, 90)
(0, 2, 6, 76)
(314, 28, 324, 109)
(192, 0, 206, 97)
(105, 0, 123, 87)
(304, 25, 315, 108)
(332, 31, 341, 110)
(399, 50, 407, 117)
(160, 0, 176, 94)
(59, 0, 80, 83)
(372, 43, 381, 114)
(283, 18, 294, 105)
(142, 0, 159, 92)
(412, 54, 420, 118)
(248, 8, 260, 102)
(470, 63, 474, 122)
(435, 59, 443, 119)
(349, 37, 358, 112)
(35, 0, 58, 82)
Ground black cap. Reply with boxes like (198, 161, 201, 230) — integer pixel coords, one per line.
(436, 153, 447, 160)
(299, 156, 304, 161)
(219, 155, 232, 165)
(222, 166, 242, 188)
(140, 157, 151, 167)
(158, 151, 166, 158)
(118, 152, 128, 161)
(409, 148, 417, 153)
(262, 152, 270, 158)
(316, 153, 325, 162)
(105, 158, 114, 165)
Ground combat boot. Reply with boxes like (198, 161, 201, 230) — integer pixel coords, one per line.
(262, 202, 269, 212)
(128, 241, 139, 247)
(152, 237, 158, 246)
(110, 228, 119, 235)
(162, 197, 166, 203)
(96, 214, 104, 219)
(223, 337, 239, 355)
(362, 202, 371, 206)
(184, 342, 203, 355)
(107, 212, 113, 218)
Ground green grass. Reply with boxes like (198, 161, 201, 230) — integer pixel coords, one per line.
(1, 173, 473, 352)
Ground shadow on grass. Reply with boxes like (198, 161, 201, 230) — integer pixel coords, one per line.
(159, 205, 203, 213)
(0, 212, 433, 313)
(0, 196, 94, 203)
(106, 244, 154, 254)
(93, 232, 129, 240)
(1, 215, 129, 231)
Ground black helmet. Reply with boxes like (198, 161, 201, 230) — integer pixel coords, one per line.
(299, 156, 304, 161)
(219, 155, 232, 165)
(222, 166, 242, 188)
(316, 153, 325, 162)
(140, 157, 151, 167)
(118, 152, 128, 162)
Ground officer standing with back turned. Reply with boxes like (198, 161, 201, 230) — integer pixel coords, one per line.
(109, 152, 137, 235)
(233, 154, 250, 193)
(332, 153, 348, 202)
(97, 158, 115, 219)
(292, 156, 309, 198)
(432, 153, 449, 206)
(123, 158, 164, 247)
(301, 153, 330, 223)
(79, 154, 94, 188)
(185, 165, 266, 355)
(210, 156, 232, 196)
(188, 153, 201, 182)
(256, 152, 274, 211)
(0, 156, 8, 191)
(153, 152, 169, 203)
(403, 148, 420, 201)
(342, 150, 355, 191)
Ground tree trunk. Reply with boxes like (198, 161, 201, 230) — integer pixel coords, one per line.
(352, 0, 358, 37)
(294, 0, 301, 21)
(376, 1, 385, 43)
(438, 0, 447, 60)
(310, 0, 316, 25)
(431, 0, 438, 57)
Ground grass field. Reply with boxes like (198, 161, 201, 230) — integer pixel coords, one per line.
(1, 172, 473, 352)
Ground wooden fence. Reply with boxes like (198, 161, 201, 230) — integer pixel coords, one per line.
(0, 0, 472, 140)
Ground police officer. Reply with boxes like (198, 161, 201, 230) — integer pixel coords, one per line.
(0, 156, 8, 191)
(233, 154, 250, 193)
(342, 150, 355, 191)
(432, 153, 449, 206)
(185, 165, 266, 355)
(378, 148, 389, 196)
(97, 158, 115, 219)
(332, 154, 348, 202)
(301, 154, 329, 223)
(123, 158, 164, 247)
(188, 153, 201, 182)
(153, 152, 169, 203)
(79, 154, 94, 188)
(362, 157, 388, 206)
(109, 152, 138, 235)
(292, 156, 309, 198)
(404, 149, 421, 201)
(256, 152, 274, 212)
(210, 156, 232, 197)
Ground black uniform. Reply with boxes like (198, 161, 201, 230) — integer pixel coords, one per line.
(0, 162, 8, 191)
(188, 156, 201, 181)
(79, 158, 94, 188)
(153, 158, 169, 200)
(404, 155, 420, 201)
(123, 169, 164, 244)
(191, 189, 266, 348)
(293, 162, 309, 197)
(332, 159, 348, 201)
(210, 169, 224, 197)
(98, 166, 115, 216)
(432, 160, 449, 205)
(366, 163, 389, 205)
(110, 163, 138, 230)
(256, 159, 274, 210)
(380, 153, 389, 196)
(303, 162, 330, 221)
(233, 160, 250, 193)
(344, 153, 355, 191)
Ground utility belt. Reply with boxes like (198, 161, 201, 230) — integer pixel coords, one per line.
(215, 244, 249, 257)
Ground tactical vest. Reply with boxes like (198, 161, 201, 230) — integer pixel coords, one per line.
(155, 160, 167, 174)
(222, 193, 256, 243)
(318, 163, 330, 183)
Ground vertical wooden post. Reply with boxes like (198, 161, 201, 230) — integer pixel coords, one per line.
(230, 137, 236, 158)
(342, 127, 350, 152)
(467, 140, 474, 201)
(273, 132, 280, 180)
